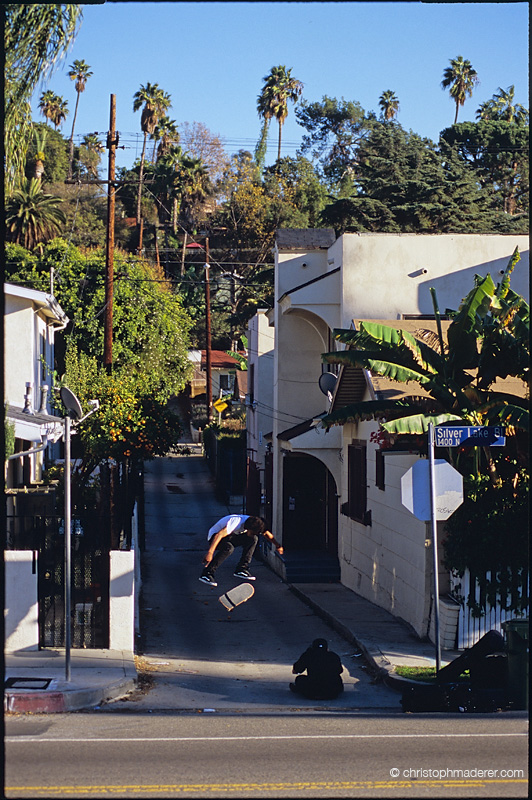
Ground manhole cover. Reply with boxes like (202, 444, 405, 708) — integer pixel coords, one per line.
(166, 484, 185, 494)
(5, 677, 52, 690)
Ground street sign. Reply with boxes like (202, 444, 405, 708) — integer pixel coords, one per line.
(401, 459, 463, 521)
(434, 426, 506, 448)
(213, 398, 228, 413)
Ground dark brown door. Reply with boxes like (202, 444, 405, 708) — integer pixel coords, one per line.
(282, 454, 337, 553)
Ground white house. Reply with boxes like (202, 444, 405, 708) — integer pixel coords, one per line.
(253, 230, 529, 638)
(4, 282, 139, 654)
(4, 283, 68, 651)
(4, 283, 67, 505)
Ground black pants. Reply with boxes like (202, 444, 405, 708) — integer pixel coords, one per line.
(202, 533, 258, 577)
(293, 674, 344, 700)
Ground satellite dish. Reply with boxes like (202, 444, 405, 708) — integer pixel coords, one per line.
(60, 387, 83, 420)
(318, 372, 338, 396)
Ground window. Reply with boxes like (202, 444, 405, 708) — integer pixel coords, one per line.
(376, 450, 385, 491)
(219, 374, 230, 390)
(342, 440, 371, 525)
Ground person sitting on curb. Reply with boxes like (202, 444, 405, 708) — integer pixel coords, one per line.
(199, 514, 283, 587)
(290, 638, 344, 700)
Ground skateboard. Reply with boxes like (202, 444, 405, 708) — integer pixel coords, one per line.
(218, 582, 255, 612)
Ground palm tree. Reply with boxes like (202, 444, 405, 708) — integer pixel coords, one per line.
(5, 177, 66, 249)
(490, 85, 528, 125)
(50, 95, 69, 130)
(67, 59, 93, 178)
(133, 82, 172, 224)
(257, 65, 303, 163)
(79, 132, 104, 178)
(32, 128, 48, 180)
(151, 115, 179, 163)
(378, 90, 400, 121)
(475, 100, 496, 122)
(441, 56, 479, 124)
(38, 90, 59, 127)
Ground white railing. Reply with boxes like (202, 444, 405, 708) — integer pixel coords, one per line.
(450, 569, 529, 649)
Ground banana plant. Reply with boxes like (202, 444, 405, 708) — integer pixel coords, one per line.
(321, 248, 529, 476)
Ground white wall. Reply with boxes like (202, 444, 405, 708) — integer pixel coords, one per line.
(4, 552, 39, 652)
(109, 550, 135, 652)
(335, 233, 529, 324)
(247, 310, 274, 473)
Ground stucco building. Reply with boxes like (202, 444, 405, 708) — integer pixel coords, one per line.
(248, 231, 529, 639)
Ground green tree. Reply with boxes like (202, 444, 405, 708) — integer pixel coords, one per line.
(320, 122, 490, 234)
(5, 178, 66, 249)
(67, 58, 93, 177)
(257, 65, 303, 163)
(441, 55, 479, 125)
(26, 122, 69, 185)
(378, 90, 400, 121)
(296, 96, 372, 189)
(440, 120, 529, 220)
(263, 155, 328, 227)
(133, 82, 172, 224)
(4, 3, 82, 193)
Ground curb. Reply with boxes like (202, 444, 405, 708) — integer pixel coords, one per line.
(4, 675, 137, 714)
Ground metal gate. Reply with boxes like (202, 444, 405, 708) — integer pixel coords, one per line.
(6, 515, 109, 649)
(450, 568, 529, 649)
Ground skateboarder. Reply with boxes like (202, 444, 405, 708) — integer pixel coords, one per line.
(199, 514, 283, 586)
(290, 638, 344, 699)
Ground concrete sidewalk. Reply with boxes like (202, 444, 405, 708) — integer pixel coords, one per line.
(5, 445, 458, 714)
(4, 649, 136, 713)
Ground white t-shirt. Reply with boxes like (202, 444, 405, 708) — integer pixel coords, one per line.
(207, 514, 250, 541)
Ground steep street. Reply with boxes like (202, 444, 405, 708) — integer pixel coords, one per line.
(125, 450, 399, 711)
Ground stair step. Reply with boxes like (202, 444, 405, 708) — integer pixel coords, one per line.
(282, 551, 340, 584)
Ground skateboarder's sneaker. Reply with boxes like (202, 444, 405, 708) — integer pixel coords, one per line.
(233, 569, 256, 580)
(199, 574, 218, 587)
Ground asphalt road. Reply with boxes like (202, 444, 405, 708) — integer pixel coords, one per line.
(127, 453, 400, 711)
(5, 454, 528, 798)
(5, 712, 528, 798)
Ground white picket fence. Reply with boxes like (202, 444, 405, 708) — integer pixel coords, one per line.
(450, 569, 529, 649)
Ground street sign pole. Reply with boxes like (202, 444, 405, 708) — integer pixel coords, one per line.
(428, 422, 441, 673)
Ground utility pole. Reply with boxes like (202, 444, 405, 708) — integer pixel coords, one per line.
(104, 94, 117, 372)
(205, 237, 212, 422)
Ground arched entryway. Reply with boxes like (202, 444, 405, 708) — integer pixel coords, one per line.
(281, 453, 340, 582)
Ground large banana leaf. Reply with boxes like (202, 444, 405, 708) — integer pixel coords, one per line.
(496, 246, 521, 301)
(381, 413, 463, 435)
(333, 322, 445, 375)
(322, 349, 434, 384)
(447, 273, 497, 370)
(479, 401, 529, 432)
(320, 399, 418, 429)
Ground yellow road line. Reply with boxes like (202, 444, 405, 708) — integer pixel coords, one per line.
(5, 778, 529, 795)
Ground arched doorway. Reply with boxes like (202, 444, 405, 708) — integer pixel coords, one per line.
(281, 453, 339, 582)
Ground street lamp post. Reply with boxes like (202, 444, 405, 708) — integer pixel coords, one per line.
(59, 388, 98, 681)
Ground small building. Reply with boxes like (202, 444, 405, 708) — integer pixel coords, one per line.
(249, 230, 529, 638)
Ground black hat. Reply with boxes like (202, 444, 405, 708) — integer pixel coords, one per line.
(312, 638, 328, 649)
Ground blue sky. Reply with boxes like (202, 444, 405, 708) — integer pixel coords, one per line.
(30, 1, 529, 171)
